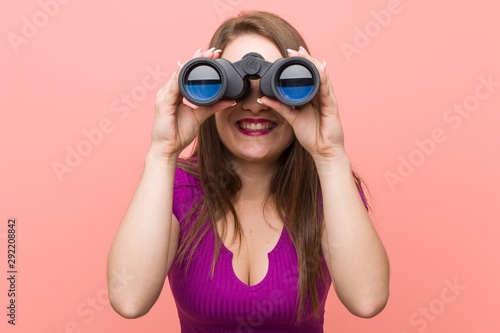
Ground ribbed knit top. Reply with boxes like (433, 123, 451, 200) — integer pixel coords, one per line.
(168, 167, 332, 333)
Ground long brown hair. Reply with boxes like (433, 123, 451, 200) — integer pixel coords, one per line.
(175, 11, 368, 321)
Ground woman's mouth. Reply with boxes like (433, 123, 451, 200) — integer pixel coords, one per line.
(235, 119, 277, 135)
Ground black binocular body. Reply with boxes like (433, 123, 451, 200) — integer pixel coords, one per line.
(178, 52, 320, 107)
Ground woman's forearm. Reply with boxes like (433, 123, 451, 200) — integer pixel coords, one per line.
(107, 148, 178, 318)
(316, 153, 390, 318)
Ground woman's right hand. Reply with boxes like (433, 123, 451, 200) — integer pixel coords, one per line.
(150, 48, 235, 159)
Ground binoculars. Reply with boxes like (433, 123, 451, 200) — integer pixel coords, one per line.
(178, 52, 320, 107)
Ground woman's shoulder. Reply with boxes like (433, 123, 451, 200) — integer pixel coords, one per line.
(174, 164, 199, 186)
(174, 156, 200, 183)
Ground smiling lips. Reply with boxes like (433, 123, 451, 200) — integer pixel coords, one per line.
(236, 118, 277, 136)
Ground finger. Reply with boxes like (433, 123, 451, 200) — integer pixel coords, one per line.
(286, 48, 299, 56)
(181, 97, 199, 109)
(205, 47, 223, 59)
(191, 99, 237, 126)
(321, 71, 338, 109)
(203, 47, 216, 57)
(191, 47, 222, 61)
(192, 47, 217, 59)
(156, 61, 183, 111)
(213, 48, 222, 59)
(257, 96, 299, 126)
(192, 48, 203, 59)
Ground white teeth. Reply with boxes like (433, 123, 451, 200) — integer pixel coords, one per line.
(239, 122, 274, 130)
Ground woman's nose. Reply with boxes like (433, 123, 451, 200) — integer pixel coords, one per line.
(239, 80, 269, 113)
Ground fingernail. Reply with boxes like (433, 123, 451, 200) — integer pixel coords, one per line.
(299, 46, 308, 54)
(287, 48, 297, 54)
(214, 49, 222, 53)
(322, 61, 327, 69)
(193, 48, 202, 56)
(208, 47, 216, 52)
(177, 60, 182, 69)
(231, 100, 237, 106)
(256, 98, 263, 104)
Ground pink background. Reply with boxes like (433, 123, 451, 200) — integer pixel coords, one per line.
(1, 0, 499, 332)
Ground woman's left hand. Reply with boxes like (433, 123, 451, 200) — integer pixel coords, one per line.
(258, 47, 346, 161)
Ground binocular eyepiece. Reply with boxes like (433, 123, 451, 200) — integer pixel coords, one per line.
(178, 52, 320, 107)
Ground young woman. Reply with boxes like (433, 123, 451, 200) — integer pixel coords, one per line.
(107, 11, 390, 332)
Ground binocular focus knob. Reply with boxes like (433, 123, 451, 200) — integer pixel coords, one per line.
(243, 57, 261, 75)
(241, 52, 265, 75)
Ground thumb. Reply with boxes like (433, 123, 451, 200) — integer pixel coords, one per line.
(257, 97, 299, 126)
(190, 99, 237, 125)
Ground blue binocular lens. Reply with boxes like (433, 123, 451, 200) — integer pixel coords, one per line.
(276, 64, 316, 104)
(184, 65, 223, 103)
(179, 52, 319, 107)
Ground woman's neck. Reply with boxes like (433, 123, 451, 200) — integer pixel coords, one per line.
(230, 158, 277, 203)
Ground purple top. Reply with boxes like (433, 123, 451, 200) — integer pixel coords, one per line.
(168, 168, 332, 333)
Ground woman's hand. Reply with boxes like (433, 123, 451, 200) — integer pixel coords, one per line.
(151, 48, 236, 158)
(258, 47, 346, 161)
